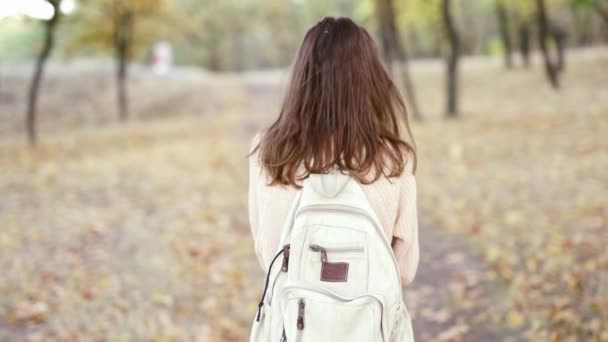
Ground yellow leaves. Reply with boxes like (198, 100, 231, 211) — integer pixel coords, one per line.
(0, 232, 20, 251)
(420, 308, 452, 323)
(482, 244, 515, 279)
(7, 301, 49, 324)
(436, 324, 470, 341)
(504, 210, 523, 227)
(583, 259, 597, 272)
(353, 0, 374, 22)
(526, 258, 538, 272)
(550, 296, 571, 310)
(97, 275, 117, 293)
(65, 0, 171, 59)
(550, 309, 581, 326)
(92, 0, 165, 13)
(452, 198, 467, 211)
(127, 0, 164, 13)
(0, 112, 257, 340)
(449, 143, 463, 160)
(483, 244, 502, 263)
(396, 0, 442, 29)
(563, 272, 584, 292)
(412, 61, 608, 339)
(152, 293, 173, 308)
(196, 208, 218, 222)
(505, 310, 525, 328)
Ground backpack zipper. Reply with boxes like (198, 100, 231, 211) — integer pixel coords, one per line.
(281, 244, 291, 272)
(308, 244, 364, 263)
(284, 285, 385, 307)
(323, 246, 364, 253)
(308, 244, 328, 263)
(296, 299, 305, 342)
(282, 285, 387, 341)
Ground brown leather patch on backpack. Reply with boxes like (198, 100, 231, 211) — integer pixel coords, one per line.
(320, 262, 349, 282)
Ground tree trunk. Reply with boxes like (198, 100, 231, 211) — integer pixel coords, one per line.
(442, 0, 461, 118)
(594, 3, 608, 26)
(519, 21, 531, 68)
(536, 0, 560, 89)
(377, 2, 394, 73)
(570, 4, 592, 46)
(25, 0, 62, 145)
(551, 25, 567, 72)
(495, 0, 513, 69)
(114, 11, 133, 121)
(376, 0, 423, 121)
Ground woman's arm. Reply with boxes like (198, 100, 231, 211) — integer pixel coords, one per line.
(391, 169, 420, 286)
(248, 134, 266, 269)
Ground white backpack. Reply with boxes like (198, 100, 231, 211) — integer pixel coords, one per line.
(250, 172, 414, 342)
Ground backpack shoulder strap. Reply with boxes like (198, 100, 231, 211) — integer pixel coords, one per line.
(277, 187, 303, 246)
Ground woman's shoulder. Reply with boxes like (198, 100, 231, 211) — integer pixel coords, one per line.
(380, 140, 416, 176)
(400, 146, 416, 175)
(249, 131, 262, 152)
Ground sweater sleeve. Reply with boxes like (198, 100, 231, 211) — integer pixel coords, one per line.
(391, 169, 420, 286)
(248, 133, 265, 269)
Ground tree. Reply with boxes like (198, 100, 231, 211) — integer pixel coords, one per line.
(551, 25, 567, 72)
(113, 3, 135, 121)
(66, 0, 167, 120)
(495, 0, 513, 69)
(389, 0, 444, 59)
(596, 2, 608, 24)
(441, 0, 461, 118)
(570, 2, 591, 45)
(573, 0, 608, 26)
(375, 0, 423, 121)
(25, 0, 63, 145)
(174, 0, 273, 71)
(518, 19, 531, 68)
(512, 0, 536, 68)
(536, 0, 561, 89)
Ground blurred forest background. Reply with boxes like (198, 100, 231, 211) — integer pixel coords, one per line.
(0, 0, 607, 341)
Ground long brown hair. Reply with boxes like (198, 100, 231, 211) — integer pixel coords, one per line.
(254, 16, 416, 187)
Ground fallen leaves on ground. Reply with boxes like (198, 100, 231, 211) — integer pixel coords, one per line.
(0, 52, 607, 341)
(415, 100, 608, 340)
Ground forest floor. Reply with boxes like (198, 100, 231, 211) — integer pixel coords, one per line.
(0, 48, 607, 341)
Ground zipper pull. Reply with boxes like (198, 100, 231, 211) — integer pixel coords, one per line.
(309, 244, 328, 263)
(297, 299, 305, 330)
(281, 245, 290, 272)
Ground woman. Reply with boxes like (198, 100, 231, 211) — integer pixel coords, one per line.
(248, 16, 419, 340)
(249, 15, 419, 286)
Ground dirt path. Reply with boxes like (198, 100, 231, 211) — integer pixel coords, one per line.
(408, 223, 519, 341)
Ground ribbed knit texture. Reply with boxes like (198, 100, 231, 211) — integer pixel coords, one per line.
(248, 137, 420, 285)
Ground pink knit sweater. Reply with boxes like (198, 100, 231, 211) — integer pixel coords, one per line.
(248, 137, 420, 285)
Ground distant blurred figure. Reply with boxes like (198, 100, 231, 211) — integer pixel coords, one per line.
(152, 41, 173, 75)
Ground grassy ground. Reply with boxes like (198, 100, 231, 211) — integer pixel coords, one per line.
(0, 48, 607, 341)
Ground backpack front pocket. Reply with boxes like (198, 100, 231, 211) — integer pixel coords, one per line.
(280, 287, 384, 342)
(301, 240, 368, 297)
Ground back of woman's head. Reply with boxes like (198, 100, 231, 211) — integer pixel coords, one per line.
(256, 16, 416, 187)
